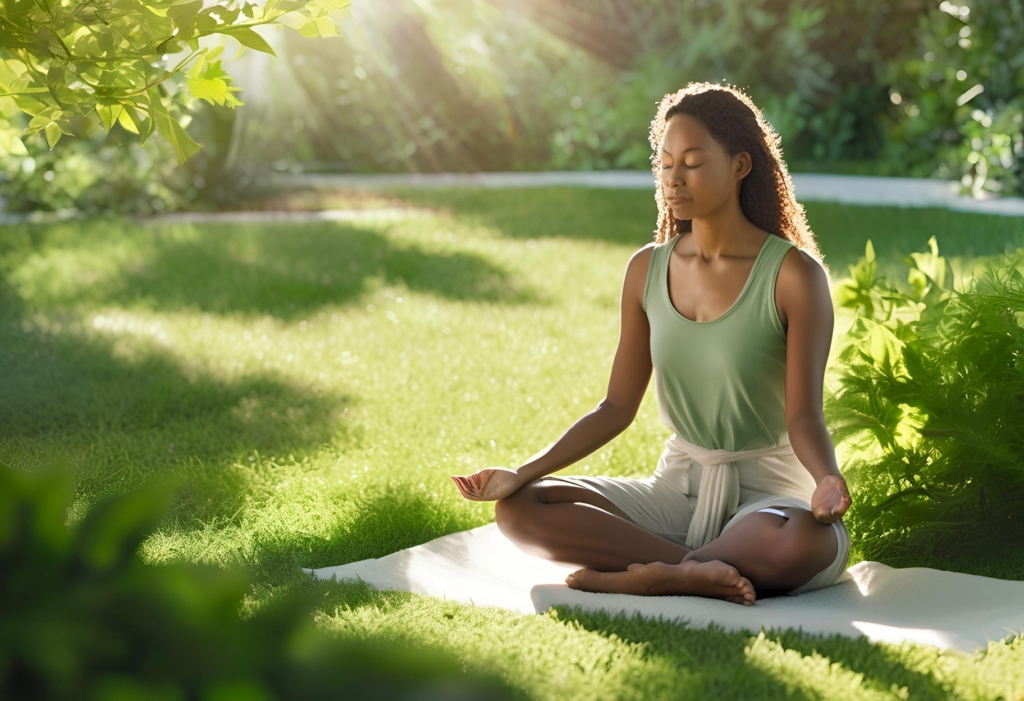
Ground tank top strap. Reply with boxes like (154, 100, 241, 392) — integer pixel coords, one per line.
(641, 239, 670, 314)
(744, 233, 796, 338)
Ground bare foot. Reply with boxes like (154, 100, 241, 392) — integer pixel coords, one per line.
(564, 560, 755, 605)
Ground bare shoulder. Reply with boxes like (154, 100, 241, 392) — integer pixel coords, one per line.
(629, 242, 658, 270)
(624, 242, 658, 301)
(776, 244, 831, 327)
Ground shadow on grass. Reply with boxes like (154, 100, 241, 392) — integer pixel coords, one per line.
(2, 219, 541, 320)
(240, 483, 484, 585)
(0, 309, 355, 529)
(550, 606, 960, 700)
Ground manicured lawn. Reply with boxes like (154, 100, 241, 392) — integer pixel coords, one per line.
(2, 188, 1023, 699)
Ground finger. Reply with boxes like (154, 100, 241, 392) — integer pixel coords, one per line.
(456, 477, 477, 497)
(453, 478, 471, 497)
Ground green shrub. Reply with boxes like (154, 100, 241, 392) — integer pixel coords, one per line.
(0, 460, 517, 701)
(826, 237, 1024, 562)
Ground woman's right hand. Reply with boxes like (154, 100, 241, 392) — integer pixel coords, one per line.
(451, 468, 526, 502)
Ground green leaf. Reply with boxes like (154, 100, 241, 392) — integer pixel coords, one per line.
(265, 0, 309, 14)
(222, 26, 277, 56)
(167, 0, 203, 40)
(117, 101, 146, 135)
(151, 96, 202, 163)
(298, 15, 340, 37)
(96, 103, 123, 132)
(185, 54, 242, 106)
(117, 108, 139, 133)
(44, 121, 62, 148)
(13, 94, 47, 116)
(187, 75, 230, 104)
(0, 130, 28, 156)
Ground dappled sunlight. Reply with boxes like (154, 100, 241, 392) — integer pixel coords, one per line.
(850, 622, 957, 652)
(4, 190, 1024, 698)
(308, 580, 677, 701)
(554, 607, 1019, 700)
(0, 309, 355, 531)
(744, 632, 909, 700)
(5, 219, 540, 318)
(389, 187, 659, 245)
(142, 474, 486, 581)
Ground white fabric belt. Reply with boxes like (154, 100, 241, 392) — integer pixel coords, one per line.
(661, 432, 800, 549)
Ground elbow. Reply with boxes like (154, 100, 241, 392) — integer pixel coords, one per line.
(786, 412, 826, 434)
(597, 399, 636, 433)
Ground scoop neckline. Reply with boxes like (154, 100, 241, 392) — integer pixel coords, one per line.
(664, 233, 773, 325)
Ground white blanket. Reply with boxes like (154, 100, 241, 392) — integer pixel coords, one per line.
(304, 523, 1024, 653)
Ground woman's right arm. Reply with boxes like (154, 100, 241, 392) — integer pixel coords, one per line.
(513, 244, 655, 484)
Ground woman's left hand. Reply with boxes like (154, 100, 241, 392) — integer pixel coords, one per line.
(810, 474, 852, 524)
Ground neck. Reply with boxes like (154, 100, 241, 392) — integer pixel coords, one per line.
(685, 194, 760, 262)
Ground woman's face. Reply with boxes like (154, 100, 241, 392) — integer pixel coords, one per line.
(659, 113, 749, 220)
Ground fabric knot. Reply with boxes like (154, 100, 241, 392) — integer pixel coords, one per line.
(663, 434, 799, 549)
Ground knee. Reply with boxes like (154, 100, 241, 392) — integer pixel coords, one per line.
(494, 483, 543, 540)
(773, 513, 837, 575)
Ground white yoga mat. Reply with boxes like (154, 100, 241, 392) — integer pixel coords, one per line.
(304, 523, 1024, 654)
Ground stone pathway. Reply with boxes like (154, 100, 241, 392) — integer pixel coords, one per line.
(272, 170, 1024, 216)
(4, 171, 1024, 225)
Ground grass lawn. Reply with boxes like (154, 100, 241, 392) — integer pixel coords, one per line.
(2, 187, 1023, 700)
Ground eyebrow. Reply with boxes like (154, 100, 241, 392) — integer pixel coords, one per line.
(662, 147, 705, 155)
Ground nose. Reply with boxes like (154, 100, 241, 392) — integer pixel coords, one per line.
(662, 162, 684, 187)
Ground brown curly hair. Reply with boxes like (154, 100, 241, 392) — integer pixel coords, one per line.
(649, 81, 829, 276)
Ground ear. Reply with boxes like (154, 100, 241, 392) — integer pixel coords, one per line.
(733, 151, 752, 180)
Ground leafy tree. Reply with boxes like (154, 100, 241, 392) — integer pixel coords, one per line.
(0, 0, 350, 162)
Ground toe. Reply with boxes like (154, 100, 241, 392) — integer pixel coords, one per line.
(566, 568, 601, 591)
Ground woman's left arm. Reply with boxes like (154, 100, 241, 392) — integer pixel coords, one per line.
(778, 248, 852, 524)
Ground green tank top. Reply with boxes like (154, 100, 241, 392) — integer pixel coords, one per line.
(642, 232, 796, 452)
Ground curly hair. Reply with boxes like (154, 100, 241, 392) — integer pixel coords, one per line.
(649, 81, 829, 276)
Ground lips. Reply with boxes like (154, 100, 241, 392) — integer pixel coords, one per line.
(667, 196, 692, 204)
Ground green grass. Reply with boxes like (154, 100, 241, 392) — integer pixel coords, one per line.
(2, 188, 1024, 700)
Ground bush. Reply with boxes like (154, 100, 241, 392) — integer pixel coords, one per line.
(0, 460, 518, 701)
(826, 237, 1024, 562)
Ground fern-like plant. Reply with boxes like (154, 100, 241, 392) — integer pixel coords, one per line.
(827, 236, 1024, 562)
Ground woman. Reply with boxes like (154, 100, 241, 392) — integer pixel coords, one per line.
(451, 82, 852, 606)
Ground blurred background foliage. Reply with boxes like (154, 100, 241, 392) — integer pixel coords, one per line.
(0, 459, 519, 700)
(1, 0, 1023, 211)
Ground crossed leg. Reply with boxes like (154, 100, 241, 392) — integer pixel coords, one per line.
(494, 479, 755, 605)
(494, 479, 838, 605)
